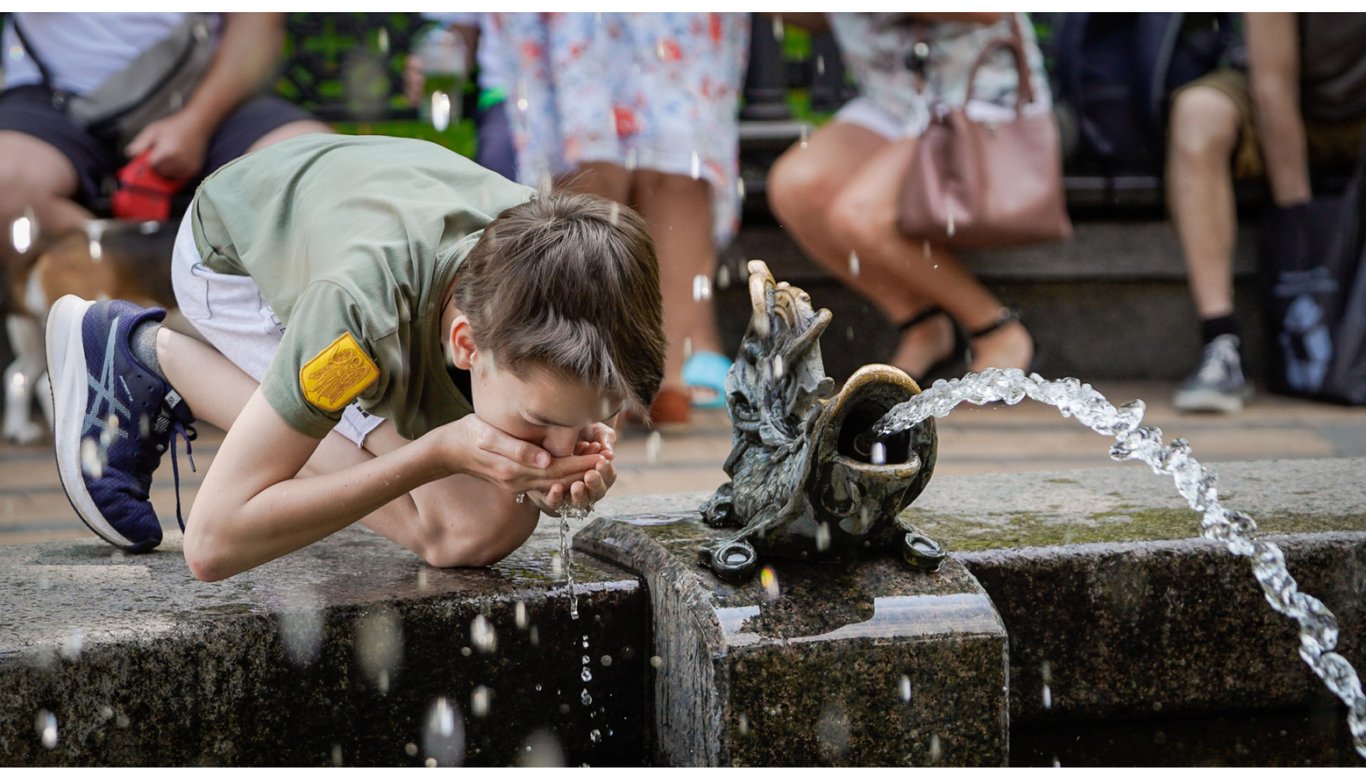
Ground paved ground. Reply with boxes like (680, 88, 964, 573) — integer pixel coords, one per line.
(3, 379, 1364, 547)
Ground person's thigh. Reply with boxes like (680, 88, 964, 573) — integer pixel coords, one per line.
(825, 135, 920, 238)
(200, 95, 329, 176)
(769, 119, 893, 224)
(0, 86, 118, 205)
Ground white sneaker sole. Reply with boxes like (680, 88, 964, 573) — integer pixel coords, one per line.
(1173, 387, 1250, 414)
(46, 295, 136, 549)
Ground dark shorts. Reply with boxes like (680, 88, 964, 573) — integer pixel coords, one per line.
(1178, 69, 1366, 180)
(0, 84, 320, 206)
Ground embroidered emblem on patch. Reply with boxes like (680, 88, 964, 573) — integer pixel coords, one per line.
(300, 332, 379, 412)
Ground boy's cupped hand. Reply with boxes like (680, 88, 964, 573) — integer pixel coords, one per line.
(438, 415, 614, 512)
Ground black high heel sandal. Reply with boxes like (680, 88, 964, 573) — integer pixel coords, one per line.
(966, 307, 1039, 373)
(895, 306, 968, 384)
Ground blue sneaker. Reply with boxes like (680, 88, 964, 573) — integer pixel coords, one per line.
(45, 295, 197, 552)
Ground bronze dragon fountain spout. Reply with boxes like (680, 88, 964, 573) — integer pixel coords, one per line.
(698, 261, 942, 582)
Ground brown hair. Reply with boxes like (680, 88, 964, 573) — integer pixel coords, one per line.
(456, 192, 665, 415)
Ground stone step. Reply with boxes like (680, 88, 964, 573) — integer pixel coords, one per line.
(718, 219, 1266, 383)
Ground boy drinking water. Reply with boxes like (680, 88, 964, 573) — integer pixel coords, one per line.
(45, 133, 665, 582)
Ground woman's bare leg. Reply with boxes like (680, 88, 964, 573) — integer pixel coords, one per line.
(629, 169, 720, 393)
(825, 137, 1033, 372)
(768, 122, 956, 377)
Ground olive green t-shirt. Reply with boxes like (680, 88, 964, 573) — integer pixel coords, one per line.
(190, 133, 535, 440)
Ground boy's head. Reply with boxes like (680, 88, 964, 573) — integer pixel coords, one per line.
(452, 192, 665, 426)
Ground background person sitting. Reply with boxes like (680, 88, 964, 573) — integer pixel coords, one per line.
(1166, 12, 1366, 413)
(767, 12, 1053, 383)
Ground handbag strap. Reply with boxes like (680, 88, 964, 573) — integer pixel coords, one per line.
(963, 13, 1037, 112)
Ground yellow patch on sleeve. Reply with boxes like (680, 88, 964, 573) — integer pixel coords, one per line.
(299, 332, 379, 412)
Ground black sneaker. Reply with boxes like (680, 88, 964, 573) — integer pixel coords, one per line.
(1174, 334, 1253, 414)
(45, 295, 197, 552)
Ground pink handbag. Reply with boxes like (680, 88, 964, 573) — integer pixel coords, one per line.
(897, 17, 1072, 248)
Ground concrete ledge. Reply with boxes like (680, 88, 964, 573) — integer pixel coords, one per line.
(0, 524, 649, 766)
(2, 457, 1362, 765)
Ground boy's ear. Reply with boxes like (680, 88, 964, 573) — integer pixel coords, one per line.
(448, 315, 479, 370)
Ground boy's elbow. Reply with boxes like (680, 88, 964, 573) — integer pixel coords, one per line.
(182, 529, 235, 582)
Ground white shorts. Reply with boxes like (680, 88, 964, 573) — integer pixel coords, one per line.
(170, 210, 384, 448)
(835, 95, 1040, 141)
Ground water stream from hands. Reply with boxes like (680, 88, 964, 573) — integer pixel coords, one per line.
(870, 368, 1366, 757)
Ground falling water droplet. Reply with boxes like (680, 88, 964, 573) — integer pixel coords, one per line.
(772, 15, 785, 42)
(600, 654, 612, 667)
(815, 522, 831, 552)
(736, 177, 746, 200)
(551, 551, 563, 578)
(929, 733, 943, 761)
(430, 91, 452, 132)
(520, 729, 565, 766)
(682, 336, 693, 361)
(716, 263, 731, 290)
(11, 214, 33, 254)
(649, 655, 663, 669)
(471, 686, 491, 718)
(581, 667, 592, 682)
(515, 601, 528, 630)
(646, 431, 662, 464)
(422, 696, 466, 767)
(330, 743, 343, 767)
(354, 608, 403, 691)
(799, 123, 810, 149)
(848, 251, 860, 277)
(923, 240, 932, 259)
(871, 442, 887, 466)
(580, 689, 593, 705)
(471, 614, 498, 654)
(1042, 684, 1053, 709)
(816, 55, 826, 76)
(35, 710, 57, 749)
(760, 566, 780, 602)
(899, 674, 912, 702)
(80, 437, 103, 479)
(690, 151, 701, 180)
(376, 27, 390, 54)
(693, 274, 712, 302)
(753, 312, 771, 340)
(738, 712, 750, 735)
(89, 234, 102, 262)
(60, 628, 84, 661)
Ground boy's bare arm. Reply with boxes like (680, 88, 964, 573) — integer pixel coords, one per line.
(183, 389, 600, 581)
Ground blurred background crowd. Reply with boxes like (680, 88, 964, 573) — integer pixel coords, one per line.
(1, 12, 1363, 442)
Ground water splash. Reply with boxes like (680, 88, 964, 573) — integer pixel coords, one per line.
(35, 709, 57, 749)
(873, 368, 1366, 757)
(422, 696, 466, 767)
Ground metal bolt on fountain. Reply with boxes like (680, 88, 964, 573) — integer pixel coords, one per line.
(697, 260, 943, 581)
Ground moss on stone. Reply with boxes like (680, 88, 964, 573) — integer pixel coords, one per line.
(908, 505, 1366, 552)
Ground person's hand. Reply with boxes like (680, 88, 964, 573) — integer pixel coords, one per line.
(433, 413, 602, 498)
(526, 422, 618, 515)
(125, 111, 212, 180)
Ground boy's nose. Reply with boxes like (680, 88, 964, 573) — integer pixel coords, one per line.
(541, 427, 579, 458)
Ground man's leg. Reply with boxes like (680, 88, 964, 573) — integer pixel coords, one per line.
(1168, 85, 1242, 323)
(1167, 82, 1253, 412)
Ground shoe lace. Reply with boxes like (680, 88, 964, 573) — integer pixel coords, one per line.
(140, 391, 198, 533)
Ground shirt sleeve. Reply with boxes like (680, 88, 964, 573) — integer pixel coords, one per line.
(260, 280, 388, 439)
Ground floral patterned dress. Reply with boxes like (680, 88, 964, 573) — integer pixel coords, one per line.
(489, 13, 750, 247)
(829, 12, 1052, 139)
